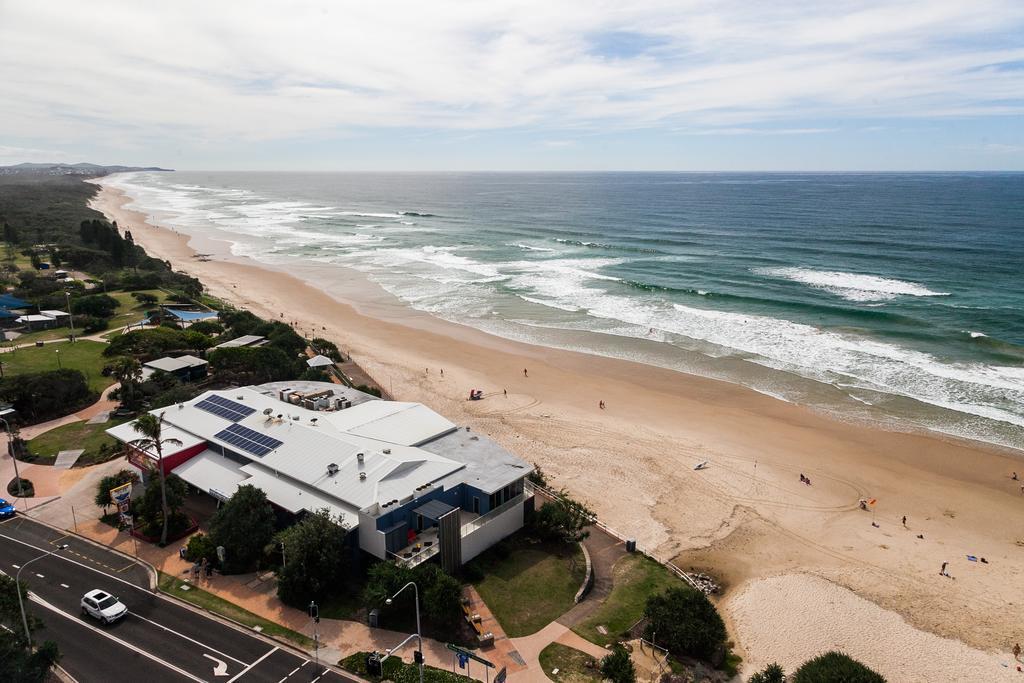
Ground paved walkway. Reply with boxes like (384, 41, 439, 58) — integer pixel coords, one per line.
(462, 584, 528, 675)
(53, 448, 85, 469)
(558, 525, 626, 627)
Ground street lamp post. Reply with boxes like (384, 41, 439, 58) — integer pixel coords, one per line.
(64, 291, 75, 342)
(386, 581, 424, 683)
(16, 544, 69, 645)
(0, 415, 24, 500)
(309, 601, 320, 677)
(55, 348, 61, 369)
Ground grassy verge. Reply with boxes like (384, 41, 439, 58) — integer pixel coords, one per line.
(470, 534, 585, 637)
(573, 553, 682, 647)
(538, 643, 602, 683)
(25, 417, 128, 466)
(104, 289, 169, 331)
(1, 339, 112, 392)
(1, 327, 75, 347)
(157, 570, 314, 649)
(340, 651, 474, 683)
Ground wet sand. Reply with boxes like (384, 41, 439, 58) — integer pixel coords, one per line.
(91, 179, 1024, 681)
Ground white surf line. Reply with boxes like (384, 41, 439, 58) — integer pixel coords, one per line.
(29, 593, 205, 683)
(225, 646, 279, 683)
(131, 611, 249, 666)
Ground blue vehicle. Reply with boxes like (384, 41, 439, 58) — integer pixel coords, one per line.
(0, 498, 16, 519)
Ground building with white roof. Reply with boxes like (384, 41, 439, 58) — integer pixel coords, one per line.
(107, 383, 533, 570)
(141, 355, 209, 381)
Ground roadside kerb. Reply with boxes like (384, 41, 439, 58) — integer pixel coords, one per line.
(573, 541, 593, 604)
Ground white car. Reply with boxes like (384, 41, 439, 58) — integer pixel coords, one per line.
(81, 589, 128, 624)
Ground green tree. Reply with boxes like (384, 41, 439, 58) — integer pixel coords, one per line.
(792, 652, 885, 683)
(363, 561, 463, 628)
(530, 489, 593, 543)
(209, 485, 276, 574)
(109, 356, 143, 410)
(132, 292, 159, 306)
(71, 293, 119, 318)
(94, 469, 139, 512)
(275, 509, 349, 606)
(0, 369, 94, 423)
(418, 564, 462, 625)
(0, 574, 61, 682)
(134, 471, 188, 541)
(129, 412, 182, 545)
(601, 645, 636, 683)
(29, 251, 42, 269)
(643, 586, 727, 662)
(749, 662, 786, 683)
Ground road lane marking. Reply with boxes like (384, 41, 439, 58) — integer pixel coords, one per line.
(12, 564, 19, 569)
(131, 612, 248, 665)
(225, 646, 278, 683)
(0, 530, 148, 592)
(36, 573, 44, 578)
(204, 653, 231, 677)
(60, 583, 69, 588)
(28, 593, 206, 683)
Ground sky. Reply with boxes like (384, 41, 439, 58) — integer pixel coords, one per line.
(1, 0, 1023, 171)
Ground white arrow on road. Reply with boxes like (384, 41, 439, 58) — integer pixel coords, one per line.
(204, 653, 230, 677)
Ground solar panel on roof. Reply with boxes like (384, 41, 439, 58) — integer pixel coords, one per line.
(213, 423, 282, 458)
(195, 395, 255, 422)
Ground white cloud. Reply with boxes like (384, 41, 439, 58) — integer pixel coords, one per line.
(1, 0, 1022, 150)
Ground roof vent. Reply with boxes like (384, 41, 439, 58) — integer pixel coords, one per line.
(178, 403, 184, 410)
(359, 472, 367, 481)
(327, 463, 339, 476)
(263, 408, 274, 416)
(382, 448, 391, 455)
(310, 417, 318, 425)
(236, 395, 244, 401)
(356, 452, 365, 463)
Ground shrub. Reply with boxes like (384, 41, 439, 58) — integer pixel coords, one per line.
(132, 292, 159, 305)
(185, 533, 218, 564)
(0, 369, 95, 423)
(529, 489, 593, 543)
(749, 662, 786, 683)
(188, 320, 223, 335)
(77, 315, 108, 334)
(643, 586, 727, 662)
(356, 383, 382, 397)
(792, 652, 885, 683)
(601, 644, 636, 683)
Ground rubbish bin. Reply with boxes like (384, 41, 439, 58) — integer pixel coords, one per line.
(626, 539, 637, 553)
(369, 608, 380, 628)
(35, 341, 44, 347)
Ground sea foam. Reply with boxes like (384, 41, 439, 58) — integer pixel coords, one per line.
(756, 267, 950, 302)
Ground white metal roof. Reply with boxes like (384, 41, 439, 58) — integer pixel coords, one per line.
(213, 334, 266, 349)
(173, 449, 249, 498)
(106, 386, 527, 525)
(306, 355, 335, 368)
(321, 401, 456, 446)
(144, 355, 208, 373)
(105, 420, 206, 457)
(16, 314, 54, 322)
(39, 310, 69, 317)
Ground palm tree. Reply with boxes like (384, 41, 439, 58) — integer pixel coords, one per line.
(129, 412, 181, 546)
(110, 357, 142, 410)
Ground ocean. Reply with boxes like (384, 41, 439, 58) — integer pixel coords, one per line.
(104, 172, 1024, 452)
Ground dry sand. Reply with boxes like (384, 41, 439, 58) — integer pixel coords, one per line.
(90, 180, 1024, 681)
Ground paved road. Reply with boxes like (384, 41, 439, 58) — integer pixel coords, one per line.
(0, 516, 354, 683)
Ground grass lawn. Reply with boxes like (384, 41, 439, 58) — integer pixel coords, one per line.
(158, 571, 314, 649)
(24, 417, 128, 466)
(538, 643, 603, 683)
(340, 651, 475, 683)
(1, 339, 112, 392)
(1, 326, 75, 347)
(573, 553, 682, 647)
(104, 289, 169, 332)
(470, 535, 585, 637)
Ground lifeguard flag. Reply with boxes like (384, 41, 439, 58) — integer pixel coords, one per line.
(868, 498, 877, 505)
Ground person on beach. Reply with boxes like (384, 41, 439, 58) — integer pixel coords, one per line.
(1012, 471, 1018, 481)
(800, 473, 806, 483)
(503, 388, 507, 397)
(523, 368, 528, 377)
(599, 400, 605, 409)
(940, 561, 948, 577)
(1012, 642, 1021, 661)
(440, 368, 443, 376)
(902, 515, 907, 527)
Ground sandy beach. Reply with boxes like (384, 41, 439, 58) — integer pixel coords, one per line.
(91, 181, 1024, 681)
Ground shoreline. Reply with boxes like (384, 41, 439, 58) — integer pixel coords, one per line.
(91, 179, 1024, 680)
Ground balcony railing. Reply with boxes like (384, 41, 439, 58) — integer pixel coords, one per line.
(460, 489, 531, 537)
